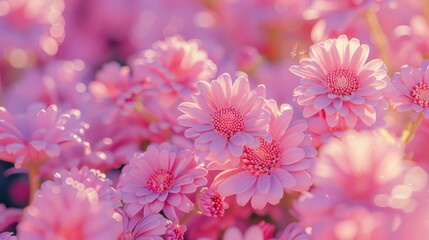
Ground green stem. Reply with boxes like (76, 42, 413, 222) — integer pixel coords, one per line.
(179, 208, 200, 224)
(28, 166, 41, 202)
(401, 113, 424, 144)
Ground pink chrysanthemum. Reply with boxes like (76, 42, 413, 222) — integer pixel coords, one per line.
(178, 73, 270, 166)
(196, 187, 229, 218)
(164, 222, 187, 240)
(118, 142, 208, 220)
(17, 181, 122, 240)
(212, 100, 316, 209)
(293, 130, 422, 238)
(0, 103, 87, 168)
(53, 166, 118, 204)
(0, 232, 16, 240)
(276, 222, 310, 240)
(390, 61, 429, 118)
(0, 204, 21, 232)
(118, 209, 169, 240)
(290, 35, 388, 128)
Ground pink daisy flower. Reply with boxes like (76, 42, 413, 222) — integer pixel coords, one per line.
(196, 187, 229, 218)
(118, 209, 169, 240)
(118, 142, 208, 220)
(53, 166, 118, 204)
(178, 73, 270, 166)
(0, 204, 21, 232)
(0, 232, 16, 240)
(0, 103, 87, 169)
(164, 221, 186, 240)
(294, 130, 417, 238)
(212, 100, 316, 209)
(276, 222, 310, 240)
(17, 181, 122, 240)
(290, 34, 388, 128)
(390, 61, 429, 118)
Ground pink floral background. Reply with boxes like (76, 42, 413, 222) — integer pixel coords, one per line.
(1, 0, 429, 239)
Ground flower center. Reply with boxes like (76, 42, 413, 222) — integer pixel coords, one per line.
(411, 82, 429, 107)
(325, 68, 359, 96)
(209, 193, 223, 216)
(241, 138, 280, 176)
(212, 107, 245, 138)
(146, 169, 173, 192)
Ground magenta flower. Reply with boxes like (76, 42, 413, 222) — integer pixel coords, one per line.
(390, 61, 429, 118)
(290, 35, 388, 128)
(118, 209, 169, 240)
(17, 181, 122, 240)
(223, 225, 265, 240)
(164, 221, 187, 240)
(178, 73, 270, 166)
(212, 100, 316, 209)
(118, 142, 208, 220)
(196, 187, 229, 218)
(0, 104, 87, 169)
(53, 166, 118, 204)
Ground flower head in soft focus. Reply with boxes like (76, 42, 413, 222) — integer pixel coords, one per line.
(290, 35, 388, 128)
(0, 204, 21, 232)
(118, 209, 169, 240)
(294, 130, 429, 239)
(118, 142, 208, 220)
(17, 181, 122, 240)
(390, 61, 429, 118)
(0, 103, 88, 169)
(53, 166, 118, 204)
(212, 100, 316, 209)
(223, 224, 265, 240)
(196, 187, 229, 218)
(178, 73, 270, 166)
(276, 222, 310, 240)
(0, 232, 16, 240)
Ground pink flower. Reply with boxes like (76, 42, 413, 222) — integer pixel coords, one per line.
(290, 35, 388, 128)
(223, 225, 265, 240)
(196, 187, 229, 218)
(212, 100, 316, 209)
(164, 221, 186, 240)
(276, 222, 310, 240)
(118, 142, 208, 220)
(0, 104, 88, 169)
(390, 61, 429, 118)
(53, 166, 118, 204)
(178, 73, 270, 166)
(293, 130, 421, 239)
(118, 209, 169, 240)
(0, 204, 21, 232)
(17, 181, 122, 240)
(0, 232, 16, 240)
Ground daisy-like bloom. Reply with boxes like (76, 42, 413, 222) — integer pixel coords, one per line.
(196, 187, 229, 217)
(0, 103, 87, 169)
(290, 34, 388, 128)
(164, 221, 186, 240)
(0, 232, 16, 240)
(17, 181, 122, 240)
(212, 100, 316, 209)
(118, 142, 208, 220)
(178, 73, 270, 166)
(275, 222, 310, 240)
(118, 209, 169, 240)
(293, 130, 421, 239)
(53, 166, 118, 204)
(0, 204, 21, 232)
(390, 61, 429, 118)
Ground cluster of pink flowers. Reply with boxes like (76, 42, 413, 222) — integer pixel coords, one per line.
(1, 0, 429, 239)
